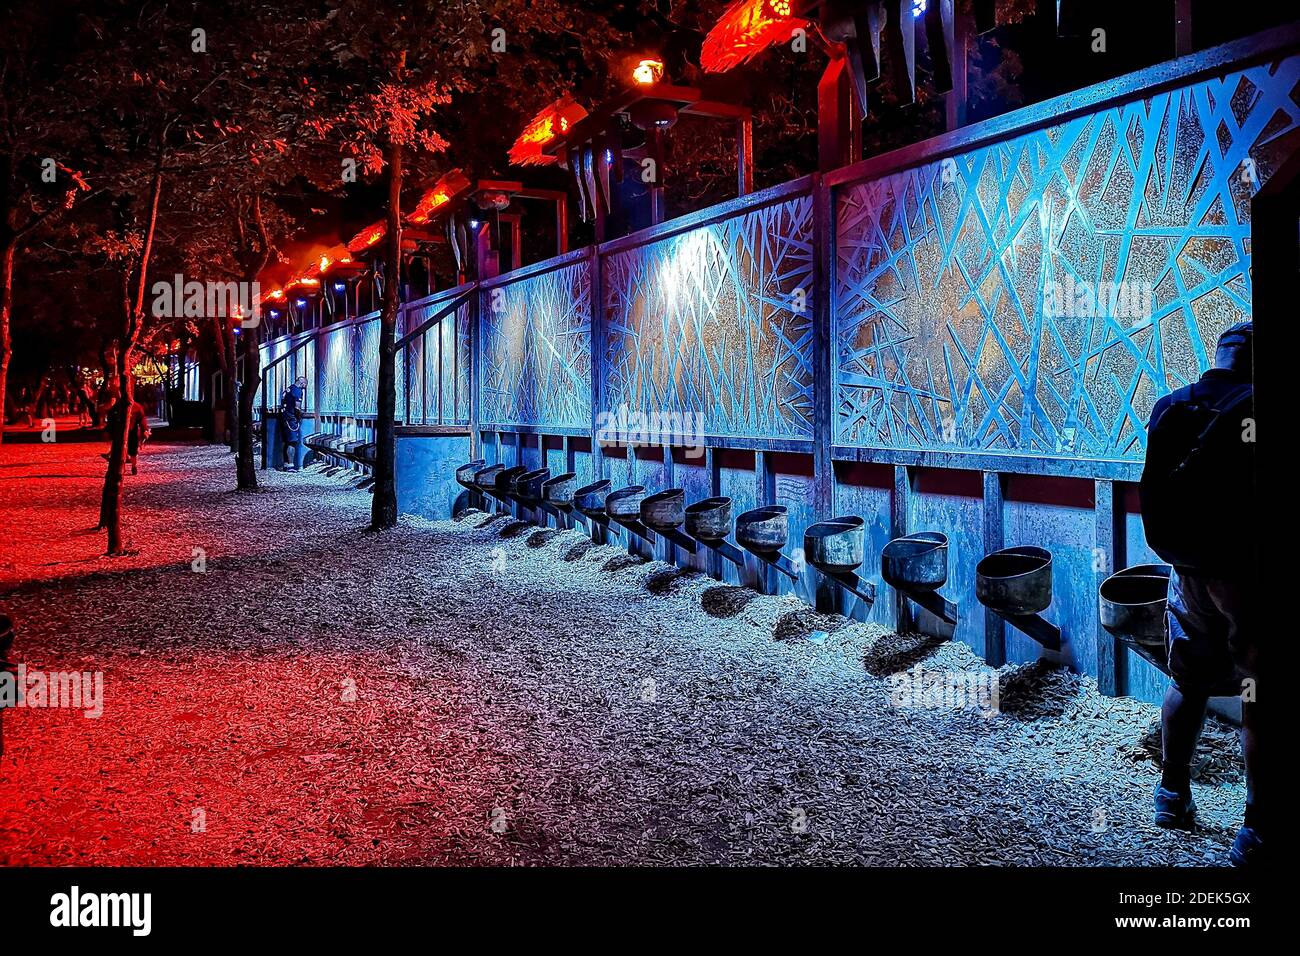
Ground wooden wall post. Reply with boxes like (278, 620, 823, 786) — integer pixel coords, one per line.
(982, 470, 1006, 667)
(893, 464, 913, 631)
(1094, 478, 1125, 696)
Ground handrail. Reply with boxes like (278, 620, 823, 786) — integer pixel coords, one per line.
(396, 283, 477, 427)
(395, 283, 476, 351)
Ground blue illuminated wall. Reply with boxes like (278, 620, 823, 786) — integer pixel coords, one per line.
(479, 257, 592, 430)
(255, 34, 1298, 709)
(602, 190, 816, 440)
(834, 57, 1299, 461)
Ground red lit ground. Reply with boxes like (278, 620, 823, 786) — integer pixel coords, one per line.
(0, 425, 1245, 865)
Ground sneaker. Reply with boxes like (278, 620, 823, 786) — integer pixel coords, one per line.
(1154, 785, 1196, 829)
(1229, 826, 1262, 867)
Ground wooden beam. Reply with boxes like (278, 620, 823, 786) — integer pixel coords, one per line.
(982, 470, 1006, 667)
(1094, 478, 1124, 696)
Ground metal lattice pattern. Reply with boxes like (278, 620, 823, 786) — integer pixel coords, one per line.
(835, 58, 1300, 459)
(479, 260, 592, 428)
(603, 193, 816, 440)
(403, 299, 471, 425)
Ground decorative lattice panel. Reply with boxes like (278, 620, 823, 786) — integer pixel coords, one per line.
(603, 193, 816, 441)
(835, 57, 1299, 460)
(479, 260, 592, 428)
(403, 298, 470, 425)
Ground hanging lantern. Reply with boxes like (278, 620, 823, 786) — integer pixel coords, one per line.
(701, 0, 808, 73)
(508, 96, 589, 166)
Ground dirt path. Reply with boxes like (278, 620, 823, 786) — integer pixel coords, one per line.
(0, 435, 1244, 865)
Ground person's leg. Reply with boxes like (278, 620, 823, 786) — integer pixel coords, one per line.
(1156, 570, 1226, 827)
(1241, 697, 1258, 830)
(1213, 578, 1260, 862)
(1161, 683, 1208, 795)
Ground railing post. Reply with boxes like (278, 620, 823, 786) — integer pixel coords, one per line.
(589, 245, 605, 481)
(469, 286, 482, 458)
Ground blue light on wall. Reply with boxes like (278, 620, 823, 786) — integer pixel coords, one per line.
(833, 56, 1299, 462)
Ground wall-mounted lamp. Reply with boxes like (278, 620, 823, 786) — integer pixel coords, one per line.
(632, 58, 664, 85)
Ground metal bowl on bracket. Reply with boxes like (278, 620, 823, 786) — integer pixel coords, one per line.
(641, 489, 686, 530)
(882, 532, 949, 592)
(495, 465, 528, 495)
(455, 459, 486, 489)
(1099, 564, 1171, 647)
(976, 546, 1053, 616)
(685, 496, 732, 541)
(517, 468, 551, 503)
(804, 515, 866, 574)
(542, 472, 578, 506)
(606, 485, 646, 520)
(735, 505, 788, 554)
(473, 464, 505, 491)
(574, 479, 612, 518)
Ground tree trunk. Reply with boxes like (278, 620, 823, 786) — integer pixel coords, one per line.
(370, 133, 404, 530)
(217, 318, 239, 453)
(100, 349, 133, 554)
(0, 240, 14, 442)
(236, 316, 259, 489)
(99, 159, 163, 556)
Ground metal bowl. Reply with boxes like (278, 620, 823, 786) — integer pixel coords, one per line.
(517, 468, 551, 503)
(495, 465, 528, 496)
(881, 532, 949, 592)
(606, 485, 646, 520)
(1100, 563, 1171, 646)
(804, 515, 866, 573)
(542, 472, 578, 506)
(641, 489, 686, 530)
(735, 505, 788, 553)
(455, 460, 486, 489)
(574, 479, 612, 517)
(976, 546, 1053, 616)
(685, 496, 732, 541)
(473, 464, 505, 491)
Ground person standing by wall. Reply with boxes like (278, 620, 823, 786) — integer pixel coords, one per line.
(279, 375, 306, 472)
(1139, 321, 1258, 867)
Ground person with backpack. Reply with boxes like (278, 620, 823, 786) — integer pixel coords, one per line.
(279, 375, 306, 472)
(1139, 321, 1258, 866)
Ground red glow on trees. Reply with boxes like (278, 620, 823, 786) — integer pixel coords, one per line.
(700, 0, 808, 73)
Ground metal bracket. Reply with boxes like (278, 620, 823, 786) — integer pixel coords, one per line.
(993, 611, 1062, 651)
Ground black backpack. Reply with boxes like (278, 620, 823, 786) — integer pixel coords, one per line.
(1139, 379, 1254, 573)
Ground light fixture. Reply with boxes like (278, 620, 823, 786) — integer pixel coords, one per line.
(632, 58, 664, 85)
(334, 282, 346, 292)
(912, 0, 927, 17)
